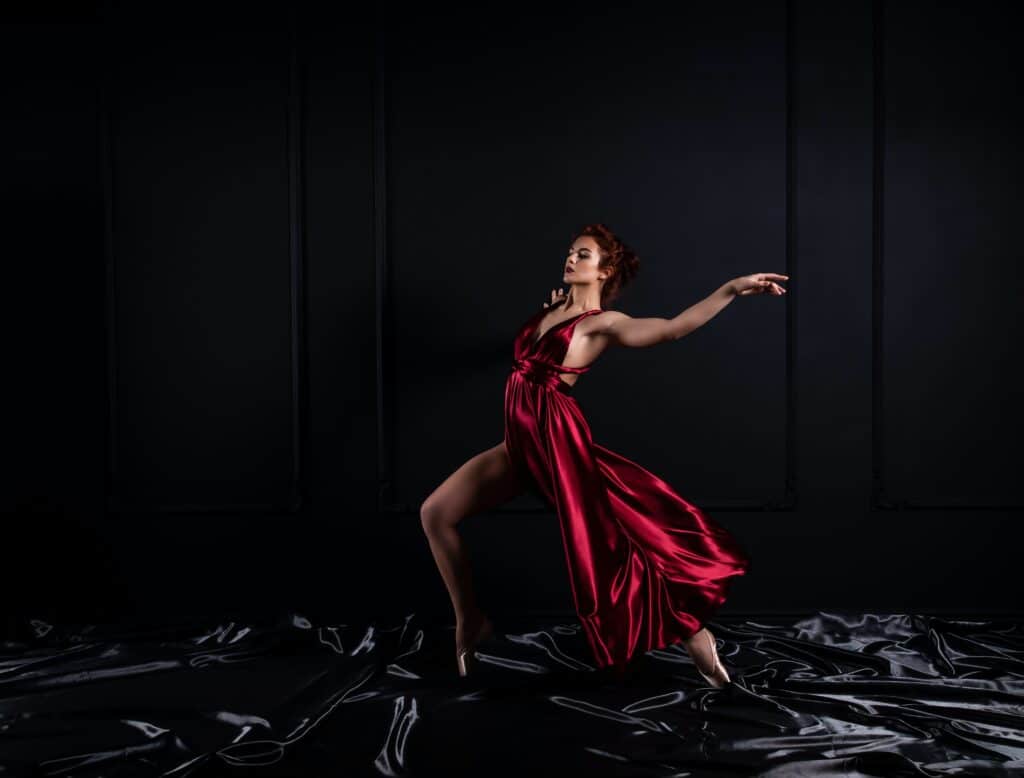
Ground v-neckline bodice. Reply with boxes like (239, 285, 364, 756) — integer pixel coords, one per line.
(530, 303, 603, 348)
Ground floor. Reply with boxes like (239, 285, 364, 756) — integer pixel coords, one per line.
(2, 610, 1022, 777)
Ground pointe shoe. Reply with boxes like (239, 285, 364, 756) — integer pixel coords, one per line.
(695, 628, 731, 689)
(456, 615, 495, 677)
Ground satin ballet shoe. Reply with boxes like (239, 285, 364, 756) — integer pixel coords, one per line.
(456, 615, 495, 677)
(695, 628, 731, 689)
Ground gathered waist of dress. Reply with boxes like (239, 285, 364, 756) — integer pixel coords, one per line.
(510, 357, 581, 394)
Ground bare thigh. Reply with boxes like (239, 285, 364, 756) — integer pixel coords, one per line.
(421, 441, 525, 530)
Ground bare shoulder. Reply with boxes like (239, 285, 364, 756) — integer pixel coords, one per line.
(581, 309, 629, 336)
(576, 310, 629, 352)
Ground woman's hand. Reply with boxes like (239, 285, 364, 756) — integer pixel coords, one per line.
(543, 287, 567, 308)
(730, 273, 789, 297)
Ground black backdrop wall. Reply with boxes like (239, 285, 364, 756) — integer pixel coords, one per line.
(3, 1, 1020, 631)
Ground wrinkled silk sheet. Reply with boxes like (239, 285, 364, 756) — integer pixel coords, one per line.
(1, 611, 1022, 776)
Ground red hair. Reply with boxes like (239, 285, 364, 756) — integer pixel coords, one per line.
(569, 223, 641, 307)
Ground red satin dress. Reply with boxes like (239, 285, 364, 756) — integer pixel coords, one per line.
(504, 300, 752, 669)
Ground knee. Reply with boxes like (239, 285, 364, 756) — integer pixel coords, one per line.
(419, 498, 446, 535)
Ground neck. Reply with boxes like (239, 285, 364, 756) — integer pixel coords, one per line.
(564, 286, 602, 311)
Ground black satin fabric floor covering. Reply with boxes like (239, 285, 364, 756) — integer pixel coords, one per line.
(1, 611, 1022, 777)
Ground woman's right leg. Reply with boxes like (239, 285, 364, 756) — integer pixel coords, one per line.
(420, 441, 524, 642)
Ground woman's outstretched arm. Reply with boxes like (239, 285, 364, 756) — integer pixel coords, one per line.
(599, 273, 788, 348)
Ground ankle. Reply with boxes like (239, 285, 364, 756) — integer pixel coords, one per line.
(456, 609, 485, 629)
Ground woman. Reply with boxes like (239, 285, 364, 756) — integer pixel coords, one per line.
(420, 223, 787, 683)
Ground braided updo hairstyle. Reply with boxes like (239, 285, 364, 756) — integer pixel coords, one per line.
(569, 223, 641, 308)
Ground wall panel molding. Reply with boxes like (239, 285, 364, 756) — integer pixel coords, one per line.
(103, 10, 307, 516)
(375, 3, 798, 515)
(869, 0, 1022, 512)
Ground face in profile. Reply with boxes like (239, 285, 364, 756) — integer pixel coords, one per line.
(564, 237, 607, 287)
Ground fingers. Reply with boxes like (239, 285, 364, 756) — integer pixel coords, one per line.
(757, 277, 787, 295)
(744, 280, 786, 296)
(545, 287, 567, 307)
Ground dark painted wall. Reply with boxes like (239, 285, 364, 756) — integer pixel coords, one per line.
(3, 1, 1020, 631)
